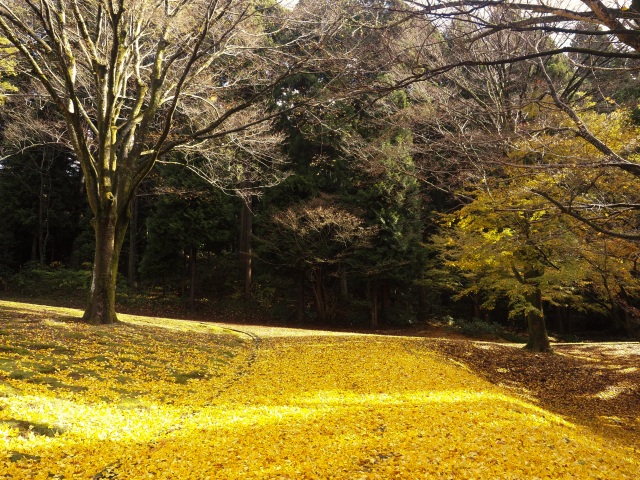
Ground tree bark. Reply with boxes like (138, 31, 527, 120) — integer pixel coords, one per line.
(37, 153, 51, 266)
(127, 192, 138, 288)
(417, 284, 427, 322)
(382, 282, 392, 310)
(340, 272, 348, 297)
(472, 293, 481, 320)
(312, 267, 326, 323)
(370, 282, 379, 329)
(524, 286, 551, 352)
(297, 269, 306, 323)
(512, 265, 551, 352)
(239, 197, 252, 301)
(189, 246, 197, 311)
(82, 201, 129, 325)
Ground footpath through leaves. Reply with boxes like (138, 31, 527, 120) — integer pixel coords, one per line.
(1, 301, 639, 479)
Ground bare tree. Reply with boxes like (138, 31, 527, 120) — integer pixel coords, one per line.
(402, 1, 640, 63)
(0, 0, 391, 323)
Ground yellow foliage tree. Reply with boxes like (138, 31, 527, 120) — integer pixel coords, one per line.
(437, 171, 586, 352)
(0, 35, 15, 103)
(516, 105, 640, 338)
(438, 106, 640, 348)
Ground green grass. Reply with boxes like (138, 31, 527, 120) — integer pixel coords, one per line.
(0, 345, 29, 355)
(172, 370, 210, 384)
(1, 419, 65, 437)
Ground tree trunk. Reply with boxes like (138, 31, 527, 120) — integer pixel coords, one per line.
(370, 284, 379, 329)
(82, 203, 129, 325)
(524, 286, 551, 352)
(340, 272, 348, 297)
(189, 246, 197, 311)
(239, 197, 252, 301)
(417, 284, 427, 322)
(127, 192, 138, 288)
(554, 305, 572, 335)
(312, 267, 326, 323)
(382, 282, 392, 310)
(297, 269, 306, 323)
(30, 235, 38, 263)
(37, 152, 51, 266)
(513, 265, 551, 352)
(617, 286, 640, 339)
(472, 293, 481, 320)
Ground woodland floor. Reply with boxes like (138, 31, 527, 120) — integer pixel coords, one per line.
(0, 300, 639, 478)
(256, 321, 640, 448)
(215, 322, 640, 451)
(425, 338, 640, 451)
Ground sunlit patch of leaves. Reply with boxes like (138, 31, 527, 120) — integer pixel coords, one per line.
(429, 338, 640, 450)
(1, 301, 639, 478)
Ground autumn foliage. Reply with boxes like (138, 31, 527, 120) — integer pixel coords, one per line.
(0, 300, 638, 478)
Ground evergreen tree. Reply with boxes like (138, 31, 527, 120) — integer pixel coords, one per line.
(0, 147, 85, 268)
(139, 164, 237, 307)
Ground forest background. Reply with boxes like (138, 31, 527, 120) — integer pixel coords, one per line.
(2, 0, 640, 352)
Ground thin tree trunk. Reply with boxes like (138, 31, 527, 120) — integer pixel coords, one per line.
(297, 269, 305, 323)
(340, 271, 348, 297)
(38, 157, 50, 266)
(417, 284, 427, 322)
(382, 282, 392, 310)
(312, 267, 326, 323)
(83, 203, 128, 325)
(127, 192, 138, 288)
(617, 286, 640, 339)
(189, 246, 197, 310)
(370, 282, 379, 329)
(239, 197, 252, 301)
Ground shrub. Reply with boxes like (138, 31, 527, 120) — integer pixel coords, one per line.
(10, 264, 91, 298)
(446, 317, 525, 342)
(382, 306, 416, 326)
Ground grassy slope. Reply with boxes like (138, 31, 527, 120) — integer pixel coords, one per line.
(1, 300, 638, 479)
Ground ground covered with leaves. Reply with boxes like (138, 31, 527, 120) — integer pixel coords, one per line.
(1, 300, 639, 479)
(427, 339, 640, 451)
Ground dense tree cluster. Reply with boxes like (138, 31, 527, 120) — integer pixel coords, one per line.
(2, 0, 640, 349)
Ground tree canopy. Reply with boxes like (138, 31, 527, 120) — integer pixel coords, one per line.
(1, 0, 640, 344)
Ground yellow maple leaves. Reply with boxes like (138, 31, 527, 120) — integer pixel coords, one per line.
(1, 300, 639, 478)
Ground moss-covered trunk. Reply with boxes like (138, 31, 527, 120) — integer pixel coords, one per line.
(524, 286, 551, 352)
(83, 202, 129, 325)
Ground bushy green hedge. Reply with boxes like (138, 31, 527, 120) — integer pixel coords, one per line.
(445, 317, 526, 342)
(10, 264, 91, 298)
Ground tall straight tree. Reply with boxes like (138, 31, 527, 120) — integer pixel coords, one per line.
(0, 0, 391, 323)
